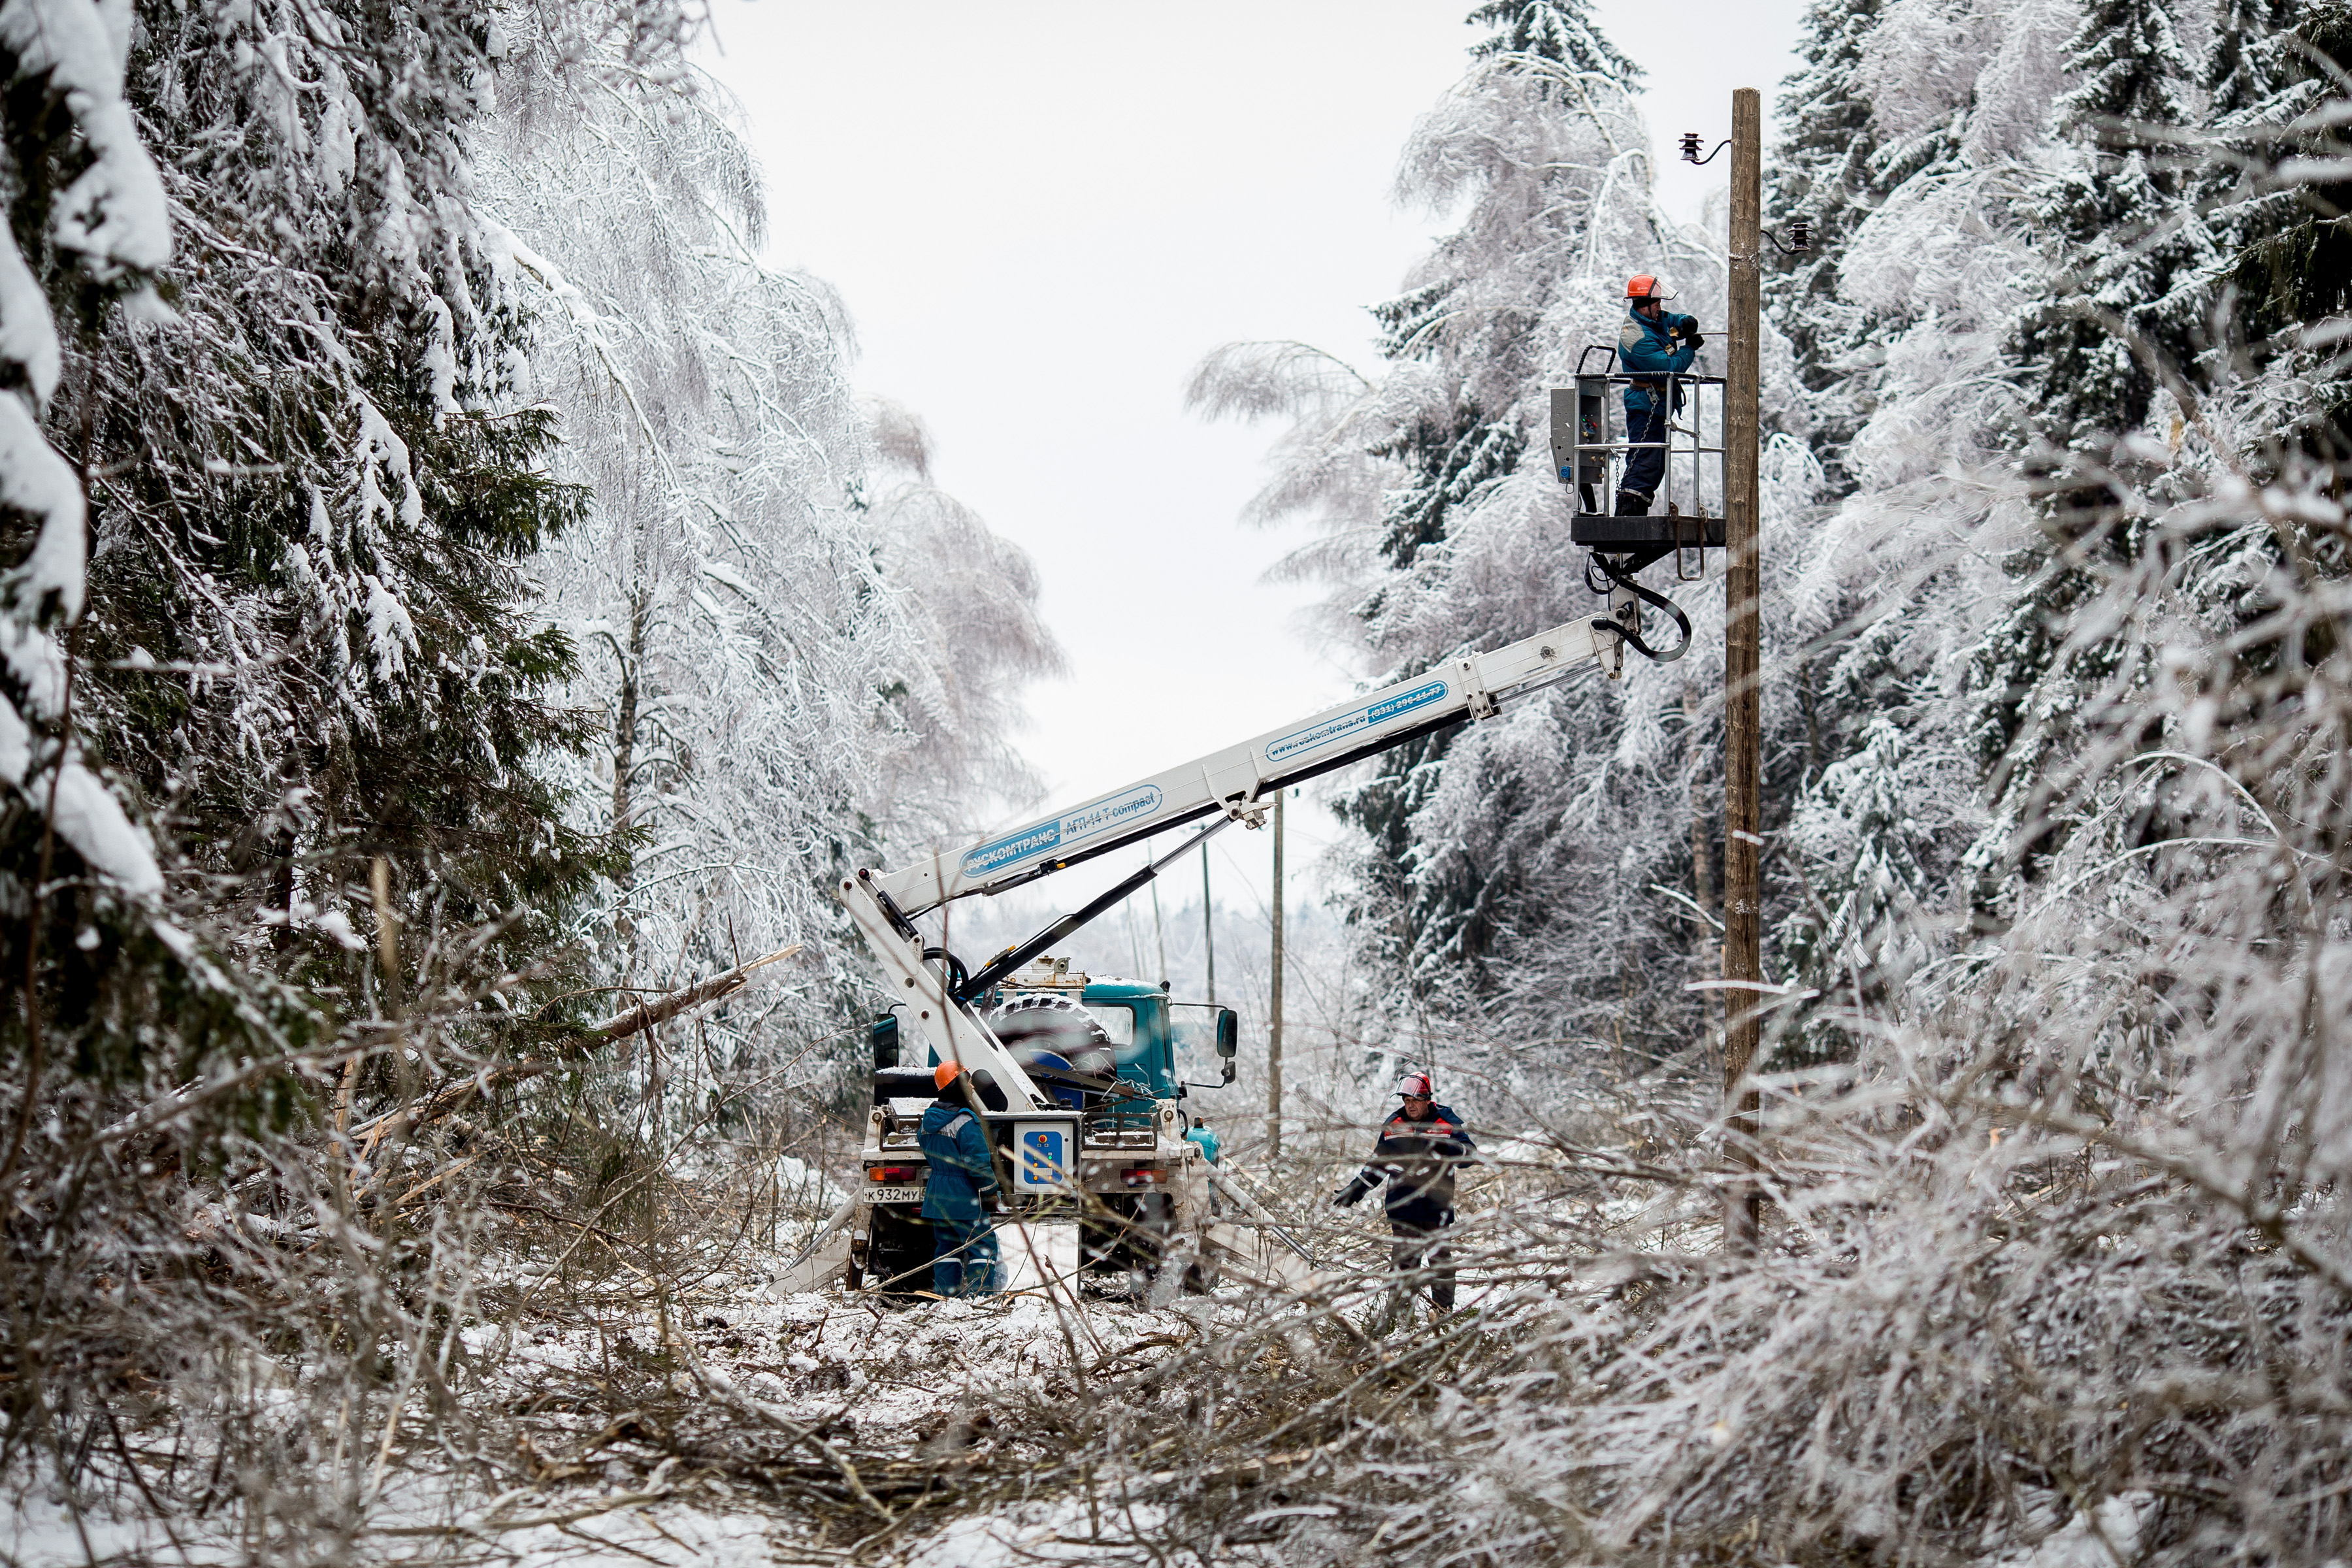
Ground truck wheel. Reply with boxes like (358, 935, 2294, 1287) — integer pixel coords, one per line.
(1134, 1192, 1177, 1275)
(868, 1206, 934, 1296)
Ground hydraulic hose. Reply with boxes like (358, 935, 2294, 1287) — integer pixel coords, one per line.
(922, 945, 971, 997)
(1586, 552, 1693, 664)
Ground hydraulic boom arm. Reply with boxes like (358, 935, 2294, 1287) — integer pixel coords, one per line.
(834, 608, 1629, 1139)
(873, 611, 1627, 917)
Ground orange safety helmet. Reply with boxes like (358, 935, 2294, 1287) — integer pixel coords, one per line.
(932, 1060, 964, 1091)
(1625, 274, 1675, 301)
(1397, 1071, 1434, 1098)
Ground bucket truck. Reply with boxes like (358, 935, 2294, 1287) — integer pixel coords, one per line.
(786, 357, 1725, 1297)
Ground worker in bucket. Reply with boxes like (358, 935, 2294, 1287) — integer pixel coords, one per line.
(1331, 1071, 1477, 1319)
(919, 1062, 1002, 1297)
(1616, 274, 1703, 517)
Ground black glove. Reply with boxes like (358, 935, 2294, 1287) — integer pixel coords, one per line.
(1331, 1174, 1373, 1208)
(1675, 319, 1704, 348)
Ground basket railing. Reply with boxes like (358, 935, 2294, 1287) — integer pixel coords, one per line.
(1550, 365, 1727, 524)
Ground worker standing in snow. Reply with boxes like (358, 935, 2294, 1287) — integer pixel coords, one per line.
(1332, 1071, 1477, 1318)
(919, 1062, 1002, 1297)
(1616, 275, 1703, 517)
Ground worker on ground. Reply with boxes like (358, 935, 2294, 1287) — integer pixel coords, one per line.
(1331, 1071, 1477, 1318)
(918, 1062, 1002, 1297)
(1616, 275, 1703, 517)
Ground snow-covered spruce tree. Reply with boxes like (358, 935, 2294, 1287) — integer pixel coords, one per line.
(1753, 0, 1914, 1030)
(1523, 173, 2352, 1556)
(1362, 0, 1644, 582)
(2202, 1, 2352, 444)
(0, 0, 394, 1531)
(1343, 1, 1674, 1064)
(1963, 1, 2347, 905)
(63, 0, 683, 995)
(1464, 0, 1641, 74)
(1963, 0, 2233, 898)
(1754, 0, 2325, 1045)
(1772, 712, 1936, 1062)
(2008, 0, 2210, 444)
(1763, 0, 1884, 494)
(1821, 0, 2070, 500)
(0, 0, 171, 904)
(1091, 74, 2352, 1568)
(2206, 0, 2307, 119)
(1758, 0, 2068, 1030)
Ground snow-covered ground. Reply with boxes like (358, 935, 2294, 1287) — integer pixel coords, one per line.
(0, 1268, 1247, 1567)
(465, 1277, 1252, 1565)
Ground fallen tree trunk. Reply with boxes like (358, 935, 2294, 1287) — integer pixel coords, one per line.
(574, 945, 802, 1049)
(348, 945, 803, 1149)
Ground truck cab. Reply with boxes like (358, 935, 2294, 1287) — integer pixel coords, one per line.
(847, 958, 1236, 1292)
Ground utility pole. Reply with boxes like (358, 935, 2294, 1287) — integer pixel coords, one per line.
(1150, 881, 1169, 990)
(1268, 789, 1285, 1161)
(1722, 87, 1765, 1250)
(1200, 847, 1217, 1005)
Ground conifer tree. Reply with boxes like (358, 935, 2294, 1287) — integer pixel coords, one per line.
(1963, 0, 2215, 896)
(2203, 1, 2352, 446)
(49, 0, 662, 1000)
(0, 0, 171, 906)
(2204, 0, 2306, 119)
(1764, 0, 1886, 493)
(2008, 0, 2208, 443)
(1776, 712, 1937, 1068)
(1465, 0, 1642, 82)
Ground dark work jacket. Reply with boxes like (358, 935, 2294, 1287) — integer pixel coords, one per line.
(917, 1101, 999, 1226)
(1344, 1103, 1475, 1228)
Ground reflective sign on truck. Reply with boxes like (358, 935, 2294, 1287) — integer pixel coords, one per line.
(1017, 1124, 1070, 1189)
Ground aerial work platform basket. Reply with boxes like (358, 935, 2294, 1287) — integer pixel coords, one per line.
(1550, 346, 1727, 581)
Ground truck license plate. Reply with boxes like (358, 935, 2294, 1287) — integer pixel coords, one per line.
(860, 1184, 925, 1205)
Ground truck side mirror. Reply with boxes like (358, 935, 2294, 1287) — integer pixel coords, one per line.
(1217, 1007, 1238, 1083)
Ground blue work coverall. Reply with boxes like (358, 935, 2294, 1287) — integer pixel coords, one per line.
(918, 1101, 1001, 1296)
(1616, 306, 1698, 503)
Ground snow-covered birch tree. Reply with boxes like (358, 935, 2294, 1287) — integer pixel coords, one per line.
(485, 56, 1058, 1122)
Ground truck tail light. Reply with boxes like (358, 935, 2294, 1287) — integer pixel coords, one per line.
(1121, 1167, 1168, 1187)
(868, 1164, 919, 1183)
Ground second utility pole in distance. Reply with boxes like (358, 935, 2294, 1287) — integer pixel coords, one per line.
(1268, 789, 1285, 1160)
(1200, 845, 1216, 1005)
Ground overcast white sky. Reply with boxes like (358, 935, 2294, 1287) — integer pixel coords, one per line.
(698, 1, 1808, 919)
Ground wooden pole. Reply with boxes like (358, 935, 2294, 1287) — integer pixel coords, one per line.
(1722, 87, 1765, 1251)
(1200, 847, 1217, 1005)
(1268, 789, 1286, 1160)
(1151, 881, 1169, 989)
